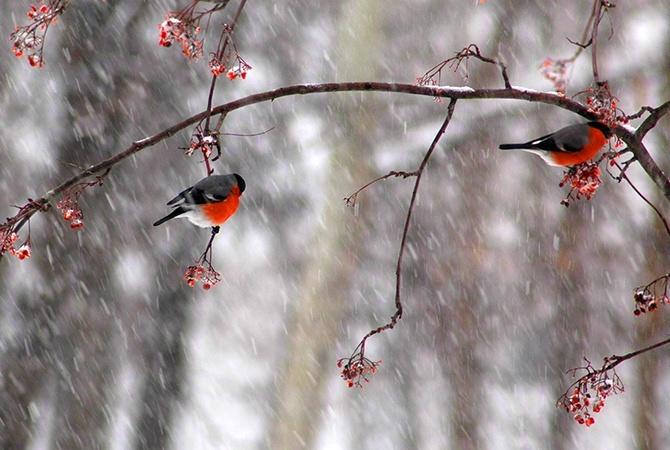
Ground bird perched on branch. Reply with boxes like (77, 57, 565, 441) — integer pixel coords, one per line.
(499, 122, 612, 167)
(153, 173, 246, 228)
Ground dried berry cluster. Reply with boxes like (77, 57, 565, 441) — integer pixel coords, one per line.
(159, 16, 203, 60)
(56, 197, 85, 230)
(157, 3, 252, 80)
(584, 83, 628, 130)
(337, 354, 381, 388)
(558, 359, 622, 427)
(0, 230, 31, 260)
(183, 228, 223, 290)
(207, 24, 252, 79)
(633, 275, 670, 316)
(10, 1, 67, 68)
(185, 131, 219, 159)
(222, 61, 251, 80)
(184, 263, 221, 290)
(539, 58, 570, 94)
(559, 162, 602, 206)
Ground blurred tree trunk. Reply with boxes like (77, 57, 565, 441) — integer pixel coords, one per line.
(1, 0, 229, 446)
(432, 149, 486, 450)
(547, 207, 591, 450)
(269, 1, 380, 448)
(133, 279, 192, 450)
(48, 3, 126, 448)
(0, 3, 122, 449)
(633, 53, 670, 450)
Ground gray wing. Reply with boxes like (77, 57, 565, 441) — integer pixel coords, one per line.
(552, 123, 590, 153)
(184, 174, 236, 205)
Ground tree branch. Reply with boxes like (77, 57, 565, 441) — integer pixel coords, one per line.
(4, 82, 670, 236)
(636, 100, 670, 140)
(344, 170, 417, 207)
(615, 127, 670, 202)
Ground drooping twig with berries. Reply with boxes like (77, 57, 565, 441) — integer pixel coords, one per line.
(183, 226, 222, 290)
(559, 335, 670, 426)
(558, 357, 623, 427)
(0, 169, 109, 262)
(158, 0, 233, 60)
(338, 99, 457, 387)
(10, 0, 70, 68)
(539, 0, 615, 94)
(633, 274, 670, 316)
(161, 0, 250, 180)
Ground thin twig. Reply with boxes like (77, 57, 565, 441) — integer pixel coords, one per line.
(601, 336, 670, 374)
(355, 99, 457, 358)
(220, 126, 276, 137)
(614, 161, 670, 239)
(564, 2, 597, 63)
(203, 0, 248, 133)
(591, 0, 604, 83)
(418, 45, 511, 89)
(344, 170, 417, 207)
(626, 105, 654, 122)
(200, 0, 248, 176)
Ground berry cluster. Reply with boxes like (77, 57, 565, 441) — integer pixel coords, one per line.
(185, 132, 219, 159)
(337, 354, 381, 388)
(183, 263, 221, 290)
(208, 18, 252, 80)
(0, 230, 32, 261)
(10, 1, 65, 68)
(633, 275, 670, 316)
(559, 162, 602, 206)
(208, 55, 251, 80)
(539, 58, 569, 94)
(563, 382, 609, 427)
(158, 16, 203, 60)
(56, 197, 84, 230)
(558, 359, 622, 427)
(584, 83, 628, 130)
(225, 62, 251, 80)
(208, 55, 227, 77)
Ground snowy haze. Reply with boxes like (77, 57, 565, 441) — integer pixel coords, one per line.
(1, 1, 670, 449)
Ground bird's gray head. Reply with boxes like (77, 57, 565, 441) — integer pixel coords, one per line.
(587, 121, 613, 138)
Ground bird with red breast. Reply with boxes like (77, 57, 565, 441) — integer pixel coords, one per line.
(153, 173, 246, 228)
(499, 122, 612, 167)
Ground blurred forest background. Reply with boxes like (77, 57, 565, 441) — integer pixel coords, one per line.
(1, 0, 669, 449)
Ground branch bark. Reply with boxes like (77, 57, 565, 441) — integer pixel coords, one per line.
(4, 82, 670, 235)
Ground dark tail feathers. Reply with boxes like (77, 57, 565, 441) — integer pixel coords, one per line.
(153, 206, 187, 226)
(499, 143, 535, 150)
